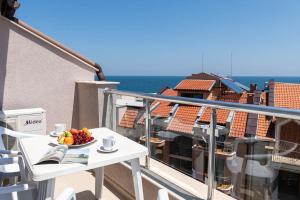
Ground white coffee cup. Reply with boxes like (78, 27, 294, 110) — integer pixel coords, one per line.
(55, 123, 66, 135)
(102, 136, 116, 150)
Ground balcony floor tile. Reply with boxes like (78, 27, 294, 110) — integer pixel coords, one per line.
(54, 171, 121, 200)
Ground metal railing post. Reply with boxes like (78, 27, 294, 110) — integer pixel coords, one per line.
(101, 89, 109, 127)
(207, 108, 217, 200)
(145, 99, 151, 169)
(109, 93, 117, 131)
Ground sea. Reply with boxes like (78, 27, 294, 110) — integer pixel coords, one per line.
(106, 76, 300, 93)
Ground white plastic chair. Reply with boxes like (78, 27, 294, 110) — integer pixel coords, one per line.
(226, 138, 297, 199)
(157, 189, 169, 200)
(0, 127, 39, 185)
(0, 156, 76, 200)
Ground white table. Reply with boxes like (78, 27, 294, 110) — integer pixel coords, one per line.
(19, 128, 148, 200)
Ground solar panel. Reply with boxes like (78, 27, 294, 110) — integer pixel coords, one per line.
(221, 79, 245, 93)
(234, 81, 250, 91)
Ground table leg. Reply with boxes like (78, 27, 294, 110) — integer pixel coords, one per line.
(95, 167, 104, 200)
(37, 178, 55, 200)
(130, 158, 144, 200)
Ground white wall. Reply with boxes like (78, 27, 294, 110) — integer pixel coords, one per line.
(0, 16, 98, 131)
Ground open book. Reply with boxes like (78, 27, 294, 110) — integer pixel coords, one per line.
(35, 145, 89, 165)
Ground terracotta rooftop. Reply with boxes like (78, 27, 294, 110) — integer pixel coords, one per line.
(186, 72, 219, 81)
(228, 93, 250, 138)
(151, 102, 173, 118)
(119, 107, 139, 128)
(254, 92, 274, 138)
(229, 112, 248, 138)
(151, 89, 178, 118)
(200, 108, 230, 125)
(256, 114, 273, 138)
(167, 106, 200, 134)
(200, 92, 246, 125)
(272, 82, 300, 110)
(174, 79, 215, 91)
(160, 88, 179, 96)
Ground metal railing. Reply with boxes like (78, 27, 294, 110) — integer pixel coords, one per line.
(101, 88, 300, 200)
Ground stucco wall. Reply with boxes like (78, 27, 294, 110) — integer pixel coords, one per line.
(0, 16, 98, 131)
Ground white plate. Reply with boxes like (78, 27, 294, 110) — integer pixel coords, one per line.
(49, 131, 63, 137)
(69, 139, 97, 148)
(97, 145, 118, 153)
(53, 139, 97, 148)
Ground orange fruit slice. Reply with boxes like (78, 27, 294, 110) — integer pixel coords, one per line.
(64, 137, 74, 145)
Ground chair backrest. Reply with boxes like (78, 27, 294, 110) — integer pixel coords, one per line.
(0, 126, 38, 150)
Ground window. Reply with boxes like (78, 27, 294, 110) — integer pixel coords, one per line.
(181, 93, 203, 99)
(193, 94, 203, 99)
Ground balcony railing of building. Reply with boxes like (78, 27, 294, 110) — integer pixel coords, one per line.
(101, 88, 300, 200)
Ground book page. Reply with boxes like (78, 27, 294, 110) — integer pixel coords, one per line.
(62, 149, 90, 164)
(35, 145, 68, 164)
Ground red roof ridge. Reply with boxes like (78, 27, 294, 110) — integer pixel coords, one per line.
(274, 81, 300, 86)
(174, 79, 216, 91)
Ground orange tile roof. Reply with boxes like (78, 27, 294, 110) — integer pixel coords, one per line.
(119, 107, 139, 128)
(151, 102, 173, 117)
(229, 112, 248, 138)
(199, 92, 245, 125)
(174, 79, 215, 91)
(167, 106, 200, 134)
(151, 89, 178, 118)
(229, 93, 250, 138)
(273, 82, 300, 109)
(161, 88, 179, 96)
(200, 108, 230, 125)
(256, 114, 272, 138)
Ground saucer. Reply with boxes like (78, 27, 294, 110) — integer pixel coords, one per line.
(49, 131, 63, 137)
(97, 145, 118, 153)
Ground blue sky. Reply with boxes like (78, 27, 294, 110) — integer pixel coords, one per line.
(17, 0, 300, 76)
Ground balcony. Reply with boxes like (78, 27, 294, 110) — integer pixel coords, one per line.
(94, 88, 300, 200)
(3, 85, 300, 200)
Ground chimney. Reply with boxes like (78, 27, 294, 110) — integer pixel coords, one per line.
(268, 80, 275, 107)
(250, 83, 257, 93)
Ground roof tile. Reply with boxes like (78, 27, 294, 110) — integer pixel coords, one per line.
(151, 89, 178, 118)
(229, 112, 248, 138)
(229, 93, 250, 138)
(274, 82, 300, 109)
(200, 108, 230, 124)
(119, 107, 139, 128)
(167, 106, 200, 134)
(256, 114, 272, 137)
(199, 92, 245, 125)
(174, 79, 215, 91)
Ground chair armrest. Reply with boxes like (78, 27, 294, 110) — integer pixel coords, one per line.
(55, 187, 76, 200)
(0, 157, 19, 165)
(0, 149, 20, 156)
(0, 127, 38, 139)
(0, 183, 36, 194)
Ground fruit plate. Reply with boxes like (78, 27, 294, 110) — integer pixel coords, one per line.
(55, 139, 97, 148)
(68, 139, 97, 148)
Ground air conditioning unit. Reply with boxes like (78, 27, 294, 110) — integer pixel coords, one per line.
(0, 108, 46, 150)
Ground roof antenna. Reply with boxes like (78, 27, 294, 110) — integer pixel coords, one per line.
(230, 52, 233, 78)
(202, 53, 204, 72)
